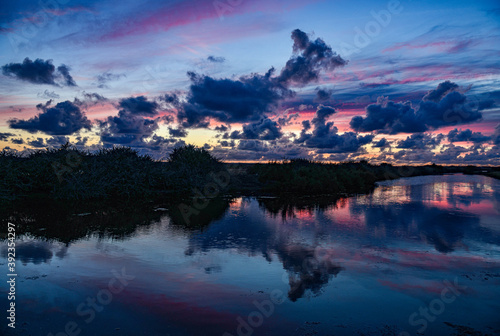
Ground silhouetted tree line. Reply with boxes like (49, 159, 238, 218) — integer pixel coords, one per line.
(0, 144, 222, 201)
(1, 144, 498, 201)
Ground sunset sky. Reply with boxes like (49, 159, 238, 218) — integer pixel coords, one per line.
(1, 0, 499, 164)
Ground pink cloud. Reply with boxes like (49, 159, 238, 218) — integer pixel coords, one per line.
(383, 39, 477, 54)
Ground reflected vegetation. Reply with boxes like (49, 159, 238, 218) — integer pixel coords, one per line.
(1, 174, 500, 336)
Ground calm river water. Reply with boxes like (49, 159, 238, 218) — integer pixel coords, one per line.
(1, 174, 499, 336)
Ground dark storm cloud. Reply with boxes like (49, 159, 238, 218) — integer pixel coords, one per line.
(28, 138, 46, 148)
(0, 132, 14, 140)
(237, 139, 269, 152)
(9, 100, 91, 135)
(168, 127, 188, 137)
(207, 56, 225, 63)
(214, 124, 229, 132)
(177, 69, 293, 127)
(218, 140, 235, 147)
(228, 117, 283, 141)
(118, 96, 159, 115)
(350, 97, 426, 134)
(57, 64, 77, 86)
(99, 114, 159, 145)
(277, 112, 299, 126)
(422, 81, 458, 102)
(98, 96, 176, 150)
(396, 133, 444, 150)
(46, 136, 70, 147)
(372, 138, 390, 149)
(10, 138, 24, 144)
(277, 29, 347, 85)
(350, 81, 493, 134)
(296, 105, 373, 153)
(447, 129, 491, 144)
(178, 70, 292, 127)
(417, 85, 487, 129)
(492, 124, 500, 145)
(1, 58, 77, 86)
(315, 88, 333, 101)
(176, 29, 345, 128)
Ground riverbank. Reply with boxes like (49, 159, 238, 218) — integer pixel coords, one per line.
(1, 145, 499, 203)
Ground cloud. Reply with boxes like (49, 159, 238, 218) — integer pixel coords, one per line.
(46, 136, 70, 147)
(417, 84, 489, 129)
(98, 96, 160, 145)
(350, 81, 493, 134)
(296, 105, 374, 153)
(237, 139, 270, 152)
(492, 124, 500, 145)
(177, 69, 293, 127)
(37, 90, 60, 99)
(372, 138, 390, 149)
(28, 138, 46, 148)
(9, 106, 24, 113)
(168, 127, 188, 137)
(315, 88, 333, 101)
(277, 29, 347, 85)
(176, 29, 345, 128)
(76, 92, 108, 107)
(97, 96, 180, 153)
(57, 64, 77, 86)
(447, 129, 491, 144)
(2, 58, 77, 86)
(214, 124, 229, 132)
(10, 138, 24, 144)
(118, 96, 159, 115)
(207, 56, 225, 63)
(95, 71, 126, 88)
(226, 117, 283, 141)
(350, 97, 426, 134)
(396, 133, 444, 150)
(8, 100, 91, 135)
(277, 112, 299, 126)
(0, 132, 14, 141)
(422, 81, 458, 102)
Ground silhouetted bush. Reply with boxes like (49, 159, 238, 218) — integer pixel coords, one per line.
(167, 145, 223, 192)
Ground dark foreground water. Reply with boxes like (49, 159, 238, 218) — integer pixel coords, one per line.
(1, 174, 500, 336)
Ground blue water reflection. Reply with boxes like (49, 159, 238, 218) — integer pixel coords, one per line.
(1, 174, 499, 335)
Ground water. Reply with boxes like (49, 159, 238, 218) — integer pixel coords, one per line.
(1, 174, 500, 336)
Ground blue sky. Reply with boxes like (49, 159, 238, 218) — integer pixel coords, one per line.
(1, 0, 499, 164)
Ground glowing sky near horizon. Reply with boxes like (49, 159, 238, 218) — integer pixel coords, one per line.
(0, 0, 499, 163)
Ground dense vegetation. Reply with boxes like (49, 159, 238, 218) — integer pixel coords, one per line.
(1, 144, 498, 202)
(0, 144, 222, 202)
(250, 159, 463, 195)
